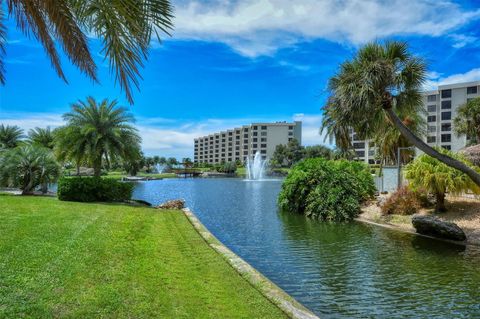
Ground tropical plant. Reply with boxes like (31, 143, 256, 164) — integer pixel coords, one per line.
(2, 0, 173, 104)
(381, 186, 421, 215)
(320, 41, 480, 187)
(58, 96, 141, 177)
(404, 148, 480, 212)
(0, 124, 24, 149)
(27, 127, 56, 149)
(0, 145, 60, 194)
(278, 158, 375, 221)
(454, 96, 480, 145)
(304, 145, 333, 159)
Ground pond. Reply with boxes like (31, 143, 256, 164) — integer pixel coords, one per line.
(133, 178, 480, 319)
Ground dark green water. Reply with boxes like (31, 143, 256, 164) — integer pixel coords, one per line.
(133, 178, 480, 318)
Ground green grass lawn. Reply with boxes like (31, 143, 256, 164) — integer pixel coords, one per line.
(0, 196, 286, 318)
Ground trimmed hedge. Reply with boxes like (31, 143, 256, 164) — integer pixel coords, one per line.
(58, 177, 133, 202)
(278, 158, 375, 222)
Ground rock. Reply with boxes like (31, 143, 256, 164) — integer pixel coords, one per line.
(412, 215, 466, 241)
(376, 196, 387, 207)
(156, 199, 185, 210)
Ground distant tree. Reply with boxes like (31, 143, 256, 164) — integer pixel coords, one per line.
(0, 124, 24, 149)
(454, 97, 480, 146)
(304, 145, 333, 159)
(123, 152, 145, 176)
(27, 127, 56, 149)
(285, 139, 304, 166)
(270, 144, 288, 168)
(167, 157, 178, 166)
(404, 148, 480, 212)
(59, 97, 141, 177)
(159, 157, 167, 165)
(219, 161, 237, 174)
(0, 145, 60, 194)
(333, 148, 357, 160)
(182, 157, 193, 168)
(145, 157, 155, 173)
(153, 155, 160, 165)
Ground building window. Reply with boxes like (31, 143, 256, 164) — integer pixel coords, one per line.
(253, 126, 258, 130)
(244, 128, 249, 132)
(253, 132, 258, 136)
(243, 145, 248, 149)
(261, 131, 267, 136)
(441, 134, 451, 143)
(261, 125, 267, 130)
(467, 86, 478, 94)
(427, 105, 436, 112)
(288, 132, 293, 136)
(244, 134, 248, 138)
(260, 150, 266, 154)
(427, 115, 436, 122)
(441, 112, 451, 120)
(355, 150, 365, 157)
(441, 123, 451, 131)
(261, 144, 267, 148)
(253, 138, 258, 142)
(288, 126, 294, 130)
(353, 142, 365, 149)
(441, 89, 451, 98)
(427, 136, 436, 143)
(442, 145, 451, 150)
(428, 126, 436, 133)
(427, 95, 437, 102)
(441, 100, 451, 109)
(252, 144, 257, 148)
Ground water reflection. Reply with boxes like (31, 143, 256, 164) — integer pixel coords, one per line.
(133, 178, 480, 318)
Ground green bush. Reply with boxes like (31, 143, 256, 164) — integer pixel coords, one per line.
(278, 158, 375, 221)
(58, 177, 133, 202)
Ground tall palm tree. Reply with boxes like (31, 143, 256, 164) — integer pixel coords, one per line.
(321, 41, 480, 187)
(453, 96, 480, 145)
(60, 96, 141, 177)
(55, 124, 90, 175)
(3, 0, 173, 104)
(0, 124, 24, 149)
(27, 127, 55, 149)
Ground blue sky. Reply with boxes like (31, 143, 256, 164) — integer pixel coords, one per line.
(1, 0, 480, 158)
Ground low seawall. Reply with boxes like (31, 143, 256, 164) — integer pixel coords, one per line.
(182, 208, 319, 319)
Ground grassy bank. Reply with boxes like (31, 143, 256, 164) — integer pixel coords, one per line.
(0, 196, 286, 318)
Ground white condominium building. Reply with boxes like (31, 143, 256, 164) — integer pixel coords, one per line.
(352, 81, 479, 163)
(194, 121, 302, 164)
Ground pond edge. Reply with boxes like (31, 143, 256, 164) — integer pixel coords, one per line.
(182, 208, 319, 319)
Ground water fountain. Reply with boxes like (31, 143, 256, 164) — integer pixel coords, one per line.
(246, 151, 267, 180)
(155, 164, 166, 174)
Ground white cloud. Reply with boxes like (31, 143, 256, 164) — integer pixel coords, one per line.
(0, 112, 332, 158)
(425, 68, 480, 90)
(172, 0, 480, 56)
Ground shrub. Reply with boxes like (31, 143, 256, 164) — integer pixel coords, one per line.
(58, 177, 133, 202)
(381, 186, 421, 215)
(278, 158, 375, 222)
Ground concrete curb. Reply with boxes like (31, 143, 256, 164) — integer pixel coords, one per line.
(182, 208, 319, 319)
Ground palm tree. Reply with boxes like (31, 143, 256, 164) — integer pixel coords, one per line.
(2, 1, 173, 104)
(55, 125, 90, 175)
(59, 96, 141, 177)
(404, 148, 480, 212)
(27, 127, 56, 149)
(0, 145, 60, 194)
(0, 124, 24, 149)
(453, 96, 480, 145)
(321, 41, 480, 187)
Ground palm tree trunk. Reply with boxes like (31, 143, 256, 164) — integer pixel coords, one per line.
(435, 192, 446, 212)
(383, 107, 480, 187)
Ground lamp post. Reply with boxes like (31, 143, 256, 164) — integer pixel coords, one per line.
(397, 146, 415, 189)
